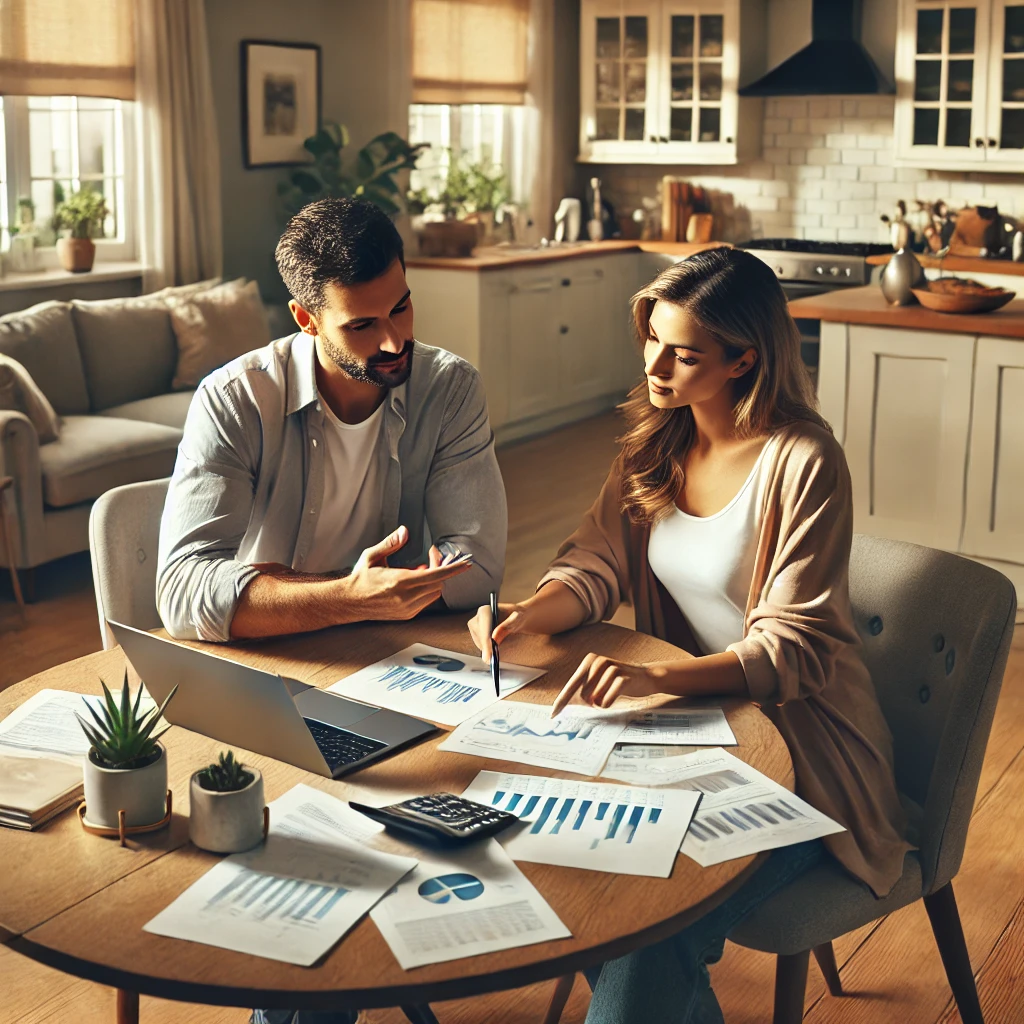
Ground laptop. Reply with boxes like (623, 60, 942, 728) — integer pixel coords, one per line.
(108, 621, 437, 779)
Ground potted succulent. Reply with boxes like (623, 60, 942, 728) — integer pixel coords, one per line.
(75, 674, 177, 830)
(54, 187, 109, 273)
(189, 750, 266, 854)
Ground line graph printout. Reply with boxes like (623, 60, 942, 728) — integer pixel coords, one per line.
(328, 645, 544, 726)
(370, 838, 570, 968)
(606, 748, 845, 866)
(144, 785, 417, 965)
(617, 708, 737, 746)
(462, 770, 701, 877)
(438, 702, 629, 776)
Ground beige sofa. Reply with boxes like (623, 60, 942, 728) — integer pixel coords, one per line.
(0, 296, 200, 581)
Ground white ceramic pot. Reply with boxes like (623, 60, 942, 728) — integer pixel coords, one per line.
(82, 743, 168, 829)
(189, 768, 265, 854)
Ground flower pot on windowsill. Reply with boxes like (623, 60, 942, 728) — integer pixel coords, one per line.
(418, 219, 479, 258)
(57, 237, 96, 273)
(189, 767, 266, 854)
(82, 742, 168, 830)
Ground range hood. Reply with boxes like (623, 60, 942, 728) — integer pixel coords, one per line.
(739, 0, 893, 96)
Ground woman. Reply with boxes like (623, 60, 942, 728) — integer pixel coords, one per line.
(468, 248, 911, 1023)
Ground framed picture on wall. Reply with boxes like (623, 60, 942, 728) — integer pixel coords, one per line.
(241, 40, 321, 168)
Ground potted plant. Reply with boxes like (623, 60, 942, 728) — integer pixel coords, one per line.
(54, 187, 108, 273)
(75, 674, 177, 830)
(189, 750, 266, 854)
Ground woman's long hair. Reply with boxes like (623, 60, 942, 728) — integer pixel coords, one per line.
(620, 247, 829, 524)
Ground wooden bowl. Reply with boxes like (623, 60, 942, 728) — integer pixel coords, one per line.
(911, 283, 1015, 314)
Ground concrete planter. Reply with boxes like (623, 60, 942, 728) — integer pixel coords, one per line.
(56, 237, 96, 273)
(189, 768, 265, 854)
(83, 743, 168, 829)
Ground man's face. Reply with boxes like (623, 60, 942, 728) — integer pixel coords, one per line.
(291, 258, 415, 389)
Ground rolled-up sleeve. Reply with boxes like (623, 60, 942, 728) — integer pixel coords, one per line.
(156, 383, 261, 641)
(425, 365, 507, 610)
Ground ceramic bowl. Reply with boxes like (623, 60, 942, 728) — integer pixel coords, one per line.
(910, 285, 1015, 314)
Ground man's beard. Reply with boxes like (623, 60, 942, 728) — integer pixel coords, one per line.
(320, 336, 414, 388)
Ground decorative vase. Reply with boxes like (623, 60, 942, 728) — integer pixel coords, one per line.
(56, 237, 96, 273)
(82, 742, 168, 829)
(188, 768, 266, 854)
(880, 248, 926, 306)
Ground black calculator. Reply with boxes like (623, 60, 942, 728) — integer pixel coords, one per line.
(348, 793, 519, 845)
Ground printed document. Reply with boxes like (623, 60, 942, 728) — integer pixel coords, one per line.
(439, 702, 628, 776)
(144, 784, 417, 965)
(617, 708, 737, 746)
(462, 770, 701, 877)
(328, 644, 544, 727)
(371, 838, 570, 969)
(604, 747, 844, 865)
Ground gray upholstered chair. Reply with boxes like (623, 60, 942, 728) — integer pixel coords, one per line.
(88, 477, 170, 650)
(728, 535, 1017, 1024)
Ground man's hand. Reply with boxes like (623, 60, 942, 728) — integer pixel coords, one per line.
(338, 526, 472, 622)
(551, 654, 669, 717)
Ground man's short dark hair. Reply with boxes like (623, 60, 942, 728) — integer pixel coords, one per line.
(275, 198, 405, 314)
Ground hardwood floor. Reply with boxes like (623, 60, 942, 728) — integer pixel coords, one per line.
(1, 410, 1022, 1024)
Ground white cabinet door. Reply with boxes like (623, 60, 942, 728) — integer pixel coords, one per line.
(505, 274, 562, 422)
(961, 337, 1024, 562)
(558, 263, 617, 405)
(844, 326, 974, 551)
(984, 0, 1024, 161)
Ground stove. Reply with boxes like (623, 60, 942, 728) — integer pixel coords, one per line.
(737, 238, 893, 292)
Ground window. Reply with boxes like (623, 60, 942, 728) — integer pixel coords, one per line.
(1, 95, 135, 263)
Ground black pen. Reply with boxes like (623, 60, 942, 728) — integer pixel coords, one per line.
(489, 591, 501, 698)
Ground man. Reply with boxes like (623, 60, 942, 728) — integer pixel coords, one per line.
(157, 198, 506, 640)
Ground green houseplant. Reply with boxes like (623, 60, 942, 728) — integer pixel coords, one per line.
(54, 187, 109, 273)
(189, 750, 266, 854)
(76, 674, 177, 830)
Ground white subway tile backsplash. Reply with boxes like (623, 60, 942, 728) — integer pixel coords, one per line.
(806, 148, 840, 165)
(841, 149, 877, 166)
(806, 198, 839, 215)
(839, 198, 878, 215)
(824, 164, 860, 181)
(860, 164, 897, 182)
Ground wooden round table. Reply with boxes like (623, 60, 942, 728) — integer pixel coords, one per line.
(0, 615, 792, 1022)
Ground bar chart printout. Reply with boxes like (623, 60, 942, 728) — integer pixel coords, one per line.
(462, 770, 701, 878)
(144, 785, 417, 965)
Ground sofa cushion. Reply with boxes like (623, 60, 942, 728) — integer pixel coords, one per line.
(71, 296, 180, 412)
(0, 353, 62, 443)
(38, 415, 182, 508)
(97, 391, 195, 430)
(0, 301, 91, 415)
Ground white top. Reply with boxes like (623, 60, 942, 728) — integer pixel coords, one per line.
(647, 439, 775, 655)
(304, 399, 385, 573)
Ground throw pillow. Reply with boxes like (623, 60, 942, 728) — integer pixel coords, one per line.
(169, 280, 271, 390)
(0, 353, 62, 443)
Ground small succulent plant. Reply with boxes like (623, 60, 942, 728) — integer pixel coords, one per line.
(196, 750, 255, 793)
(75, 673, 177, 770)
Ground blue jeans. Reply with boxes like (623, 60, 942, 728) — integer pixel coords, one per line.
(583, 839, 826, 1024)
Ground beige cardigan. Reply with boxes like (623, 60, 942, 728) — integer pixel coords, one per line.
(539, 420, 912, 898)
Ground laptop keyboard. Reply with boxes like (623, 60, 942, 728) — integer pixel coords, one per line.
(303, 719, 387, 773)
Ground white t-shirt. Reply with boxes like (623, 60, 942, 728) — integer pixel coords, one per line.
(303, 399, 385, 573)
(647, 439, 775, 655)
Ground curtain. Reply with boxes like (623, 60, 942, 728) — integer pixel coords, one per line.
(134, 0, 222, 290)
(0, 0, 135, 99)
(518, 0, 555, 243)
(412, 0, 530, 104)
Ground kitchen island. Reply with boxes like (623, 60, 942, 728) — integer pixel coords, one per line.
(789, 285, 1024, 605)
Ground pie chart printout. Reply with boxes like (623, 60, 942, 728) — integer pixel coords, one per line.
(417, 873, 486, 904)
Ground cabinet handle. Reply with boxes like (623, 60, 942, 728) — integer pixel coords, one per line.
(989, 137, 998, 148)
(661, 135, 669, 143)
(559, 325, 569, 334)
(649, 134, 659, 142)
(975, 137, 986, 147)
(726, 136, 734, 143)
(561, 278, 571, 286)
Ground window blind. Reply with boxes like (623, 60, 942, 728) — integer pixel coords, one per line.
(412, 0, 530, 105)
(0, 0, 135, 100)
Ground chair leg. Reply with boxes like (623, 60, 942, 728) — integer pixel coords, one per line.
(402, 1006, 440, 1024)
(773, 950, 810, 1024)
(924, 882, 984, 1024)
(541, 974, 577, 1024)
(0, 500, 25, 619)
(812, 941, 843, 996)
(115, 989, 139, 1024)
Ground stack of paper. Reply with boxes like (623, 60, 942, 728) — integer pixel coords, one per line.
(617, 708, 737, 746)
(0, 689, 96, 763)
(328, 644, 544, 727)
(0, 754, 83, 830)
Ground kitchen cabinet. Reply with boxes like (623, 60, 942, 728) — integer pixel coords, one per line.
(894, 0, 1024, 169)
(578, 0, 765, 165)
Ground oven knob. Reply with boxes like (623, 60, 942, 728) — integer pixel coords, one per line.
(845, 267, 852, 277)
(814, 265, 824, 275)
(829, 266, 840, 276)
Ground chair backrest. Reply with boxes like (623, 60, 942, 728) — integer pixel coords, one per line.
(848, 534, 1016, 894)
(88, 478, 170, 650)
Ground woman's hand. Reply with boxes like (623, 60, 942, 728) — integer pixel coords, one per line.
(551, 655, 674, 716)
(467, 602, 534, 659)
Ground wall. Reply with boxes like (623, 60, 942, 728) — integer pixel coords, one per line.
(204, 0, 408, 305)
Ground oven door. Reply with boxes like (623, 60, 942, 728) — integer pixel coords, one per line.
(781, 281, 837, 391)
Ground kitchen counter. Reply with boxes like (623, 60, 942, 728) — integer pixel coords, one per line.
(788, 284, 1024, 339)
(866, 251, 1024, 277)
(405, 239, 727, 271)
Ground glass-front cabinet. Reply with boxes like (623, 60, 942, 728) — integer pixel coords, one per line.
(895, 0, 1024, 168)
(579, 0, 764, 164)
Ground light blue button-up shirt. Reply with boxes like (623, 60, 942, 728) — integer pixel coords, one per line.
(156, 332, 507, 640)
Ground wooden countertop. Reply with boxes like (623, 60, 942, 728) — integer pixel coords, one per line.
(406, 240, 728, 271)
(787, 284, 1024, 338)
(866, 251, 1024, 277)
